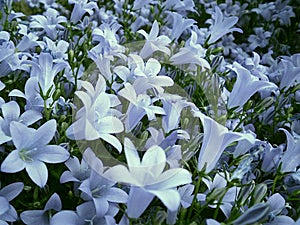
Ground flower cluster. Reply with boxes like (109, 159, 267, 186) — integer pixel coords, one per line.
(0, 0, 300, 224)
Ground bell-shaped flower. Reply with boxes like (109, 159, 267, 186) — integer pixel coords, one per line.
(264, 193, 295, 225)
(227, 62, 278, 111)
(104, 138, 192, 218)
(170, 30, 210, 70)
(42, 37, 69, 60)
(114, 54, 174, 94)
(0, 182, 24, 224)
(60, 155, 91, 184)
(0, 120, 70, 187)
(30, 8, 67, 40)
(0, 31, 15, 63)
(279, 59, 300, 90)
(79, 169, 128, 217)
(69, 0, 98, 23)
(138, 20, 171, 59)
(22, 52, 68, 95)
(20, 193, 62, 225)
(88, 23, 125, 81)
(118, 83, 165, 131)
(202, 172, 240, 218)
(193, 110, 255, 173)
(206, 6, 242, 44)
(279, 128, 300, 173)
(0, 101, 42, 145)
(167, 184, 202, 225)
(66, 76, 124, 152)
(9, 77, 45, 111)
(161, 93, 195, 133)
(165, 12, 195, 41)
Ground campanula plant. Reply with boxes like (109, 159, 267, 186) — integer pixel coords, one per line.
(0, 0, 300, 224)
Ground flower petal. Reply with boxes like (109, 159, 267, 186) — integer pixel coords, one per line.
(148, 189, 180, 211)
(38, 145, 70, 163)
(25, 161, 48, 188)
(126, 186, 154, 218)
(0, 182, 24, 201)
(1, 150, 25, 173)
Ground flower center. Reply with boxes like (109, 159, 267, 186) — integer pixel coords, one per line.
(18, 147, 38, 162)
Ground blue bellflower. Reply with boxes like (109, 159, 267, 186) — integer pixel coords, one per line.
(20, 193, 62, 225)
(0, 182, 24, 224)
(0, 101, 42, 145)
(206, 6, 242, 44)
(138, 20, 171, 59)
(104, 138, 192, 218)
(1, 119, 70, 187)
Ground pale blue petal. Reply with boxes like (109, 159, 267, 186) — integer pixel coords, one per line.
(25, 161, 48, 188)
(44, 193, 62, 211)
(148, 189, 180, 211)
(141, 146, 166, 177)
(1, 101, 20, 121)
(145, 168, 192, 190)
(104, 165, 137, 185)
(0, 197, 9, 215)
(20, 210, 46, 225)
(1, 150, 26, 173)
(99, 133, 122, 153)
(38, 145, 69, 163)
(126, 186, 154, 218)
(0, 205, 18, 222)
(50, 211, 81, 225)
(93, 197, 109, 217)
(0, 182, 24, 201)
(96, 116, 124, 134)
(124, 138, 141, 167)
(9, 121, 35, 149)
(104, 187, 128, 203)
(19, 110, 42, 126)
(32, 119, 56, 146)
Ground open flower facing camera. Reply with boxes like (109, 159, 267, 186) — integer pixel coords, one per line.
(0, 0, 300, 225)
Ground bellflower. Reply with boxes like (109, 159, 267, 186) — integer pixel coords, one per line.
(170, 30, 211, 70)
(206, 6, 242, 44)
(66, 76, 124, 152)
(42, 37, 69, 60)
(104, 138, 192, 218)
(60, 155, 91, 184)
(161, 93, 195, 133)
(279, 128, 300, 173)
(114, 54, 174, 94)
(248, 27, 271, 51)
(118, 82, 165, 131)
(69, 0, 98, 24)
(279, 59, 300, 90)
(227, 62, 278, 111)
(0, 182, 24, 224)
(0, 31, 15, 64)
(0, 119, 70, 187)
(79, 169, 128, 217)
(9, 77, 45, 111)
(165, 12, 195, 41)
(137, 20, 171, 59)
(202, 172, 240, 218)
(193, 110, 255, 173)
(0, 100, 42, 145)
(167, 184, 202, 225)
(16, 24, 40, 52)
(30, 8, 67, 40)
(88, 23, 125, 81)
(20, 193, 62, 225)
(22, 52, 68, 95)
